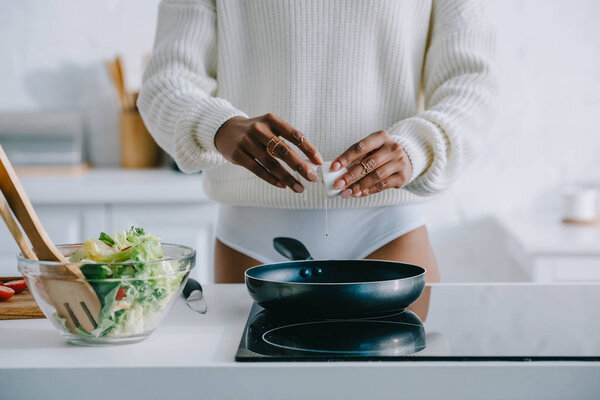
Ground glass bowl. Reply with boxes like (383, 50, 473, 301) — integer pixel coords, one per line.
(18, 243, 195, 346)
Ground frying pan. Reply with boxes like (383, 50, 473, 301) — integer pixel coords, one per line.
(245, 237, 426, 317)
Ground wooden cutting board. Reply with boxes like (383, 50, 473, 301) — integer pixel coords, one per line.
(0, 276, 45, 320)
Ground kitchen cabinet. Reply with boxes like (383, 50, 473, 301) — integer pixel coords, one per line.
(500, 213, 600, 282)
(0, 169, 217, 282)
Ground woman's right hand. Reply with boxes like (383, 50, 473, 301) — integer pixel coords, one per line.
(214, 114, 323, 193)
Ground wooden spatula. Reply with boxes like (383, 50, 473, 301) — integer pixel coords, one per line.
(0, 145, 101, 334)
(0, 193, 38, 261)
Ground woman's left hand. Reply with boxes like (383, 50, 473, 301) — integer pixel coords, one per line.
(330, 130, 412, 199)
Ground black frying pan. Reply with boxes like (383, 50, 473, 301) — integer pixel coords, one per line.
(245, 237, 426, 317)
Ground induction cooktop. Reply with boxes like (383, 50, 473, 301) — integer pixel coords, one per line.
(235, 284, 600, 362)
(236, 303, 426, 361)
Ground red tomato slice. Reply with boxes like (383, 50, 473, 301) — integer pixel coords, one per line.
(0, 281, 3, 286)
(115, 287, 127, 301)
(0, 286, 15, 300)
(4, 279, 27, 294)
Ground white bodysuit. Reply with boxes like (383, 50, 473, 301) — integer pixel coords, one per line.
(216, 204, 425, 264)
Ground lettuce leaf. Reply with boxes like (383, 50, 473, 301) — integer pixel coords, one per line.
(69, 227, 187, 338)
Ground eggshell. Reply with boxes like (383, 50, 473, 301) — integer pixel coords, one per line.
(319, 161, 348, 198)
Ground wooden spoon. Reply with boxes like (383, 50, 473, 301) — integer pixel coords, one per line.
(0, 145, 101, 334)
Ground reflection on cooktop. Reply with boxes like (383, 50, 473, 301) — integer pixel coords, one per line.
(236, 304, 426, 361)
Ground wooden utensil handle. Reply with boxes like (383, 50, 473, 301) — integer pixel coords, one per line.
(0, 144, 67, 262)
(0, 195, 37, 260)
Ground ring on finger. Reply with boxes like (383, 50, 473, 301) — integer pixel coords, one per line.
(266, 137, 280, 155)
(297, 136, 306, 146)
(266, 137, 277, 153)
(270, 139, 283, 154)
(360, 161, 369, 176)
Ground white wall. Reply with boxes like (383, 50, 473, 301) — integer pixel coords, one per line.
(452, 0, 600, 219)
(1, 0, 599, 280)
(0, 0, 161, 165)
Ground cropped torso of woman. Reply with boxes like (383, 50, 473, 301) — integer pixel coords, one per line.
(138, 0, 497, 286)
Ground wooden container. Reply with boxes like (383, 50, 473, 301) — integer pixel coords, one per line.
(120, 109, 160, 169)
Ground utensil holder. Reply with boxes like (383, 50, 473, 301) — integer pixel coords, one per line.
(120, 109, 160, 168)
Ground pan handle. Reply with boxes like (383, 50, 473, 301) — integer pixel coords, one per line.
(273, 237, 314, 260)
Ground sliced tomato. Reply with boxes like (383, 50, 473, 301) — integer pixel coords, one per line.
(115, 287, 127, 300)
(4, 279, 26, 294)
(0, 286, 15, 300)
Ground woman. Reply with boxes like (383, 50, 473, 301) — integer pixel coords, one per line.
(139, 0, 496, 286)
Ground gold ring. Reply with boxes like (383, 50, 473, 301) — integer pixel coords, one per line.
(298, 136, 306, 145)
(360, 161, 369, 175)
(266, 137, 279, 155)
(270, 138, 283, 154)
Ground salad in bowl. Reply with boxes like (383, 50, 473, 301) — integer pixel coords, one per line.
(18, 227, 195, 345)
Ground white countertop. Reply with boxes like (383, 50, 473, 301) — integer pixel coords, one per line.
(1, 284, 599, 400)
(20, 168, 210, 205)
(499, 212, 600, 256)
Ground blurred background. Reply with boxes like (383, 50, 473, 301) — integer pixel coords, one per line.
(0, 0, 599, 283)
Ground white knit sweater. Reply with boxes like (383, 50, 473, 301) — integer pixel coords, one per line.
(139, 0, 497, 209)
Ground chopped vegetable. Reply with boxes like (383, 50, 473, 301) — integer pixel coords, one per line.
(99, 232, 115, 246)
(115, 287, 127, 301)
(0, 286, 15, 300)
(4, 279, 26, 294)
(63, 226, 188, 337)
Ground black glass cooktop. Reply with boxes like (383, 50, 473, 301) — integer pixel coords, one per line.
(235, 284, 600, 362)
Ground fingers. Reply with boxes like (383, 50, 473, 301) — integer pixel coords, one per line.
(330, 130, 388, 172)
(248, 120, 319, 183)
(333, 143, 395, 191)
(244, 140, 305, 193)
(347, 160, 403, 197)
(230, 148, 286, 189)
(269, 138, 319, 183)
(218, 113, 322, 192)
(361, 174, 407, 197)
(264, 113, 324, 166)
(353, 161, 411, 198)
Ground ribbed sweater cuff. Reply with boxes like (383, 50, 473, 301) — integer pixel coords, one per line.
(174, 97, 247, 172)
(388, 119, 434, 184)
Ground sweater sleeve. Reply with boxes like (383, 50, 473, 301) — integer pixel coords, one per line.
(137, 0, 247, 173)
(388, 0, 497, 196)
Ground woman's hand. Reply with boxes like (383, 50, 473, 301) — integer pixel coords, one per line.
(330, 130, 412, 198)
(215, 114, 323, 193)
